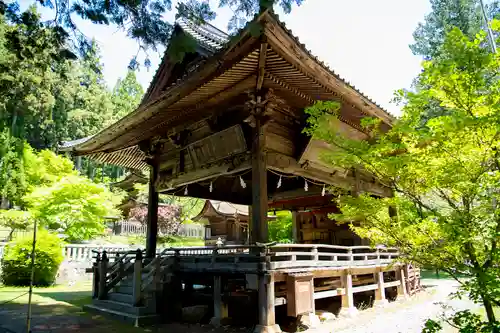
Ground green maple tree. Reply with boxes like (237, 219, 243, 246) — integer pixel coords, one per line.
(305, 22, 500, 330)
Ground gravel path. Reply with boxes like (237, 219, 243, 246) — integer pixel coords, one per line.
(312, 279, 478, 333)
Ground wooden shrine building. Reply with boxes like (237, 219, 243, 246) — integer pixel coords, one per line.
(194, 200, 251, 245)
(65, 11, 419, 332)
(194, 200, 277, 245)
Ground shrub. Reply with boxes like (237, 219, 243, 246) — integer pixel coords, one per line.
(1, 229, 64, 286)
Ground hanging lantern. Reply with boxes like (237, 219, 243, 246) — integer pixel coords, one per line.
(240, 176, 247, 189)
(304, 179, 308, 192)
(322, 184, 326, 196)
(277, 175, 282, 189)
(184, 186, 188, 196)
(209, 181, 213, 193)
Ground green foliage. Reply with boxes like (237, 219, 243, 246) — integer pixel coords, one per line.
(0, 7, 77, 149)
(424, 310, 500, 332)
(111, 70, 144, 120)
(0, 9, 145, 151)
(305, 22, 500, 326)
(0, 210, 32, 240)
(23, 148, 75, 190)
(1, 0, 301, 63)
(268, 211, 293, 243)
(25, 175, 124, 242)
(157, 235, 204, 247)
(411, 0, 499, 59)
(0, 141, 76, 207)
(1, 229, 64, 286)
(0, 131, 26, 206)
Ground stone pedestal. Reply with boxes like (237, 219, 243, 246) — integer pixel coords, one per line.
(338, 306, 358, 318)
(373, 299, 389, 307)
(297, 312, 320, 329)
(253, 324, 282, 333)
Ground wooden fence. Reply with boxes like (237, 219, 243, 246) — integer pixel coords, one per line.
(114, 221, 205, 238)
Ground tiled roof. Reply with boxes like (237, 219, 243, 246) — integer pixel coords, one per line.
(59, 136, 94, 150)
(209, 200, 249, 216)
(177, 18, 228, 52)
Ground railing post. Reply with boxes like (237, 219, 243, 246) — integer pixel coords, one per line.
(339, 270, 357, 317)
(132, 249, 143, 306)
(311, 245, 318, 263)
(373, 269, 388, 307)
(92, 253, 101, 299)
(98, 251, 108, 299)
(376, 247, 381, 264)
(211, 248, 218, 264)
(153, 257, 162, 292)
(396, 266, 408, 300)
(348, 248, 353, 266)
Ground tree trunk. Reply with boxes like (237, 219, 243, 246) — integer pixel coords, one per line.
(7, 228, 14, 242)
(0, 197, 10, 209)
(482, 296, 497, 327)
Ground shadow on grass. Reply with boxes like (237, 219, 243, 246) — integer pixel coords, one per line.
(420, 269, 467, 281)
(33, 290, 92, 308)
(0, 302, 148, 333)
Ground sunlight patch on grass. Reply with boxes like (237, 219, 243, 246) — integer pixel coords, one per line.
(0, 281, 92, 307)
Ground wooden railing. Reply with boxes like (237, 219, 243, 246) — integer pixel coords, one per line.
(268, 244, 399, 270)
(169, 244, 399, 271)
(89, 244, 401, 305)
(92, 248, 176, 305)
(91, 249, 141, 300)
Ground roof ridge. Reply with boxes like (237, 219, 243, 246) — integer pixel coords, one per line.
(176, 16, 229, 40)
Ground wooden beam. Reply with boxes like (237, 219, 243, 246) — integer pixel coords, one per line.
(251, 106, 268, 243)
(251, 40, 270, 244)
(156, 153, 251, 191)
(265, 71, 314, 103)
(267, 152, 391, 197)
(146, 163, 159, 259)
(256, 42, 268, 91)
(79, 36, 260, 154)
(120, 74, 257, 151)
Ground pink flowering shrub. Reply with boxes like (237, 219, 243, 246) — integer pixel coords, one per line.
(129, 204, 182, 235)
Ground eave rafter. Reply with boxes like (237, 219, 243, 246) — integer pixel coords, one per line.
(131, 74, 258, 147)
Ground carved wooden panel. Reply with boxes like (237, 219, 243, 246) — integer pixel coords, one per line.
(187, 125, 247, 167)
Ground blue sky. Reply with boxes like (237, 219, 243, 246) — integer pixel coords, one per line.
(23, 0, 434, 115)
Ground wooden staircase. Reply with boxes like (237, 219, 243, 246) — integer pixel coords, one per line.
(84, 249, 174, 326)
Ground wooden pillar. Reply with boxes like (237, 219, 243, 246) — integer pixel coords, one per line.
(132, 249, 143, 306)
(211, 275, 228, 327)
(92, 253, 101, 299)
(98, 251, 108, 300)
(251, 99, 268, 244)
(146, 163, 159, 259)
(374, 270, 388, 307)
(339, 271, 357, 317)
(235, 219, 241, 242)
(254, 273, 281, 333)
(291, 211, 299, 243)
(396, 267, 408, 300)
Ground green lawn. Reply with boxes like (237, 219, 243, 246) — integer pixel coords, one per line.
(0, 281, 152, 333)
(0, 281, 93, 308)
